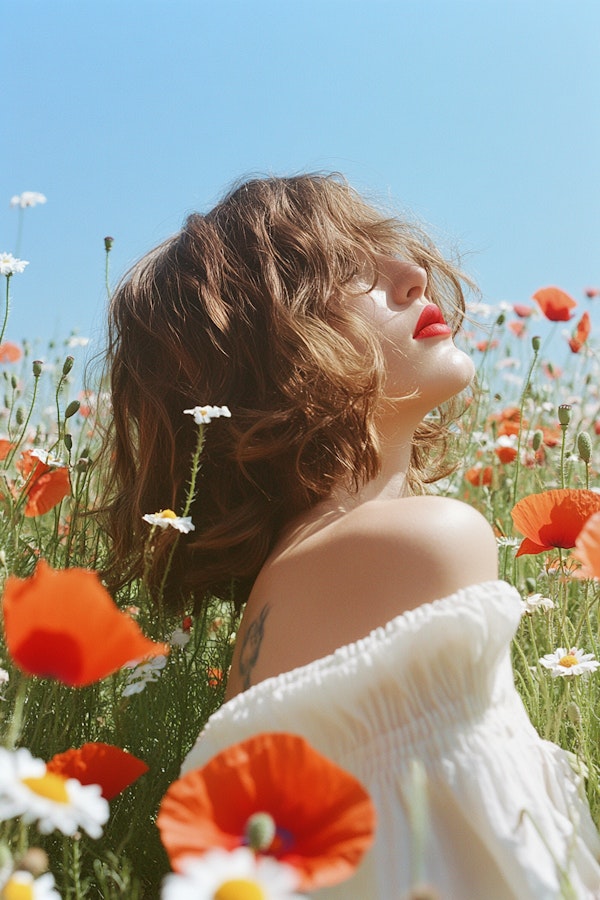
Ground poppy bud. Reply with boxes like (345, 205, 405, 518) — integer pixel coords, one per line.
(64, 400, 80, 419)
(245, 811, 276, 851)
(525, 577, 537, 594)
(558, 404, 571, 427)
(15, 406, 24, 425)
(64, 433, 73, 452)
(566, 701, 582, 727)
(496, 312, 505, 326)
(578, 432, 592, 464)
(32, 360, 43, 377)
(10, 375, 17, 390)
(3, 395, 9, 409)
(75, 456, 90, 473)
(532, 430, 543, 451)
(62, 356, 74, 376)
(104, 236, 114, 252)
(531, 335, 541, 351)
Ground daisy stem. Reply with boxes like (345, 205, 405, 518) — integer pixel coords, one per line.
(0, 276, 11, 348)
(4, 677, 28, 750)
(511, 340, 540, 510)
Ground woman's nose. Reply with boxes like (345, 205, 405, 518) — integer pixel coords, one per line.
(379, 259, 428, 305)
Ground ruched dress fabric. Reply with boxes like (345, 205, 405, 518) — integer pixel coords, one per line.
(182, 581, 600, 899)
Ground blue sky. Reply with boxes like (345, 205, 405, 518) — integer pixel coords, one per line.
(4, 0, 599, 371)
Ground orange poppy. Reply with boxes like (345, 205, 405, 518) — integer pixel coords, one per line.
(495, 446, 518, 464)
(157, 732, 376, 890)
(511, 489, 600, 556)
(475, 340, 499, 352)
(573, 512, 600, 578)
(540, 426, 561, 448)
(0, 440, 14, 461)
(0, 342, 22, 363)
(508, 321, 526, 338)
(532, 286, 577, 321)
(542, 362, 562, 380)
(16, 450, 71, 516)
(464, 465, 493, 486)
(47, 743, 149, 800)
(568, 311, 591, 353)
(513, 304, 533, 318)
(2, 560, 169, 687)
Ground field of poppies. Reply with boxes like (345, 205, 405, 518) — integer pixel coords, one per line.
(0, 193, 600, 898)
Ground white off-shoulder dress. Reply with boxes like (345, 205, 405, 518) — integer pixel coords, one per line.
(182, 581, 600, 899)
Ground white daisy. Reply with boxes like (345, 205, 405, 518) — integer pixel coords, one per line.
(142, 510, 195, 533)
(122, 655, 168, 697)
(539, 647, 600, 678)
(0, 747, 109, 838)
(0, 870, 61, 899)
(161, 847, 301, 900)
(29, 449, 66, 468)
(0, 254, 29, 277)
(521, 593, 555, 615)
(183, 405, 231, 425)
(9, 192, 47, 209)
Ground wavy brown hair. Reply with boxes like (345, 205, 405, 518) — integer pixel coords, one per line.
(99, 174, 471, 612)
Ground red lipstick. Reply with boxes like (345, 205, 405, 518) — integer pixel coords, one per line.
(413, 303, 452, 340)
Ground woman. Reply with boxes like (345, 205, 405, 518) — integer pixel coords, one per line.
(104, 175, 600, 898)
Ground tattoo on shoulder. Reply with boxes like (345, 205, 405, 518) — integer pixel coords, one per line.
(239, 604, 270, 690)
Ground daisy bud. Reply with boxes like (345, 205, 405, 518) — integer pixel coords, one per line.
(244, 811, 276, 852)
(64, 400, 80, 419)
(558, 404, 571, 427)
(104, 236, 114, 252)
(16, 847, 49, 876)
(32, 360, 43, 378)
(531, 335, 541, 351)
(64, 433, 73, 452)
(62, 355, 74, 376)
(15, 406, 24, 425)
(578, 431, 592, 464)
(532, 430, 543, 451)
(567, 701, 582, 727)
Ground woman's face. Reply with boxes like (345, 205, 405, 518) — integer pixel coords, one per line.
(356, 257, 474, 414)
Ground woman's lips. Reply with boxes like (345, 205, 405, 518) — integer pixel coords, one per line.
(413, 303, 452, 340)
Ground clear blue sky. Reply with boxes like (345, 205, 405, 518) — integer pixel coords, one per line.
(4, 0, 600, 365)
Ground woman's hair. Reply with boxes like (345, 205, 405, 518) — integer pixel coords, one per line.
(99, 173, 471, 612)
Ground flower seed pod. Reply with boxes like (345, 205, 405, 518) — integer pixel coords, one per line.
(244, 812, 276, 851)
(64, 433, 73, 452)
(558, 404, 571, 427)
(62, 355, 74, 376)
(531, 335, 541, 351)
(578, 431, 592, 464)
(104, 236, 114, 252)
(32, 359, 43, 377)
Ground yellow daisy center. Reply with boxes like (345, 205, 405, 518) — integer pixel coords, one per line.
(2, 878, 34, 900)
(22, 772, 69, 803)
(559, 654, 579, 668)
(213, 879, 267, 900)
(158, 509, 177, 519)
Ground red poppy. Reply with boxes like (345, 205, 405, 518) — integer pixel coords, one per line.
(207, 667, 223, 688)
(540, 426, 561, 448)
(0, 440, 14, 461)
(513, 304, 534, 318)
(16, 450, 71, 516)
(594, 421, 600, 437)
(475, 340, 499, 352)
(532, 286, 577, 321)
(2, 560, 169, 687)
(495, 446, 518, 464)
(157, 732, 375, 890)
(508, 321, 526, 338)
(464, 465, 493, 486)
(0, 342, 22, 363)
(573, 512, 600, 578)
(511, 489, 600, 556)
(47, 743, 148, 800)
(568, 311, 591, 353)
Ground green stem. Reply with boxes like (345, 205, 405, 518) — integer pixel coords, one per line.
(0, 276, 11, 348)
(4, 678, 28, 749)
(511, 342, 540, 510)
(5, 373, 41, 471)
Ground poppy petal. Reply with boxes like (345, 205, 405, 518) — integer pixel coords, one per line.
(573, 512, 600, 578)
(47, 743, 149, 800)
(515, 537, 550, 557)
(157, 732, 375, 890)
(2, 560, 169, 686)
(532, 287, 577, 321)
(512, 489, 600, 553)
(23, 467, 71, 516)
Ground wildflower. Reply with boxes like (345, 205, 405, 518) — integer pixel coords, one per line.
(496, 536, 520, 549)
(532, 286, 576, 321)
(513, 304, 534, 318)
(475, 340, 499, 352)
(183, 405, 231, 424)
(511, 489, 600, 556)
(170, 627, 191, 647)
(0, 254, 29, 277)
(0, 342, 22, 363)
(568, 311, 591, 353)
(9, 192, 47, 209)
(585, 287, 600, 299)
(47, 742, 148, 801)
(521, 593, 555, 615)
(122, 655, 168, 696)
(508, 321, 526, 338)
(16, 450, 71, 517)
(67, 335, 90, 348)
(1, 870, 60, 900)
(2, 560, 169, 687)
(539, 647, 600, 678)
(161, 847, 301, 900)
(207, 667, 223, 688)
(573, 511, 600, 578)
(464, 465, 493, 487)
(157, 732, 375, 891)
(142, 510, 195, 533)
(494, 434, 518, 464)
(0, 747, 108, 838)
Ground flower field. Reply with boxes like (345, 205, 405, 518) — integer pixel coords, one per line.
(1, 197, 600, 897)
